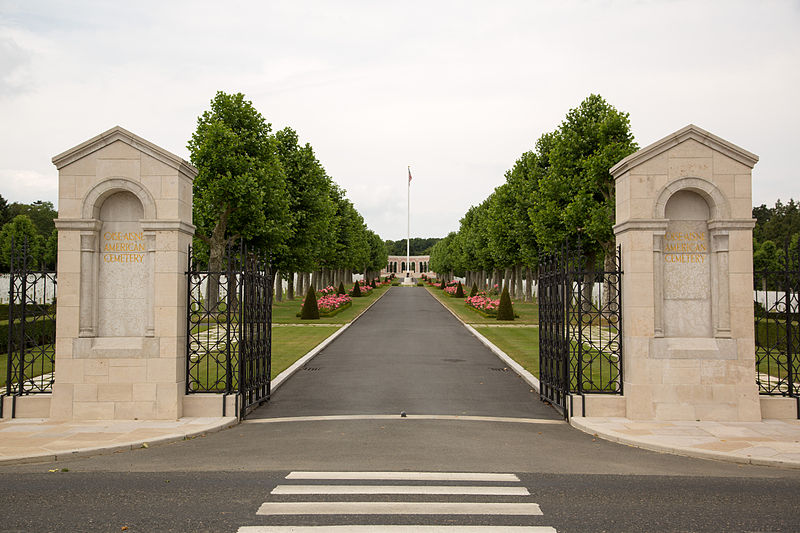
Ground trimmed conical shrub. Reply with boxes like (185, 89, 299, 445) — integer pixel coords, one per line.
(439, 279, 446, 289)
(454, 281, 464, 298)
(496, 286, 514, 321)
(470, 282, 478, 297)
(337, 281, 346, 295)
(351, 281, 362, 297)
(300, 286, 320, 320)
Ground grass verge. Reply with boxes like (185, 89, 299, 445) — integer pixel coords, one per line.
(272, 284, 389, 324)
(426, 286, 539, 324)
(473, 325, 539, 378)
(189, 325, 342, 390)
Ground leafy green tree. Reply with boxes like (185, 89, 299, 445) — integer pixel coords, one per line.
(7, 200, 57, 238)
(753, 199, 800, 247)
(0, 214, 44, 271)
(384, 238, 441, 256)
(188, 91, 290, 266)
(274, 127, 336, 298)
(43, 230, 57, 270)
(188, 91, 290, 304)
(530, 94, 637, 263)
(365, 230, 388, 281)
(429, 232, 464, 281)
(0, 194, 10, 225)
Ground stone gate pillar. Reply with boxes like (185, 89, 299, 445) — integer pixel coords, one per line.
(51, 126, 196, 419)
(611, 124, 762, 421)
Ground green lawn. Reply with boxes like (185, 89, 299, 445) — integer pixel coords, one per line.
(0, 346, 55, 388)
(473, 326, 539, 378)
(470, 326, 621, 391)
(271, 283, 390, 324)
(426, 286, 539, 324)
(188, 325, 342, 391)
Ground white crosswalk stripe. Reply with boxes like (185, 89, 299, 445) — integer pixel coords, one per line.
(271, 485, 530, 496)
(237, 471, 556, 532)
(239, 525, 556, 533)
(285, 471, 521, 482)
(257, 501, 543, 516)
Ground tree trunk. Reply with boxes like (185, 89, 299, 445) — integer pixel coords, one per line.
(480, 268, 486, 290)
(515, 264, 523, 301)
(525, 266, 533, 303)
(504, 267, 511, 294)
(204, 209, 233, 310)
(602, 251, 613, 311)
(581, 254, 595, 312)
(275, 269, 283, 302)
(287, 271, 295, 300)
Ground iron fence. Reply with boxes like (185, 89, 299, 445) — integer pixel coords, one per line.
(538, 241, 623, 417)
(754, 242, 799, 398)
(186, 244, 273, 419)
(2, 238, 57, 418)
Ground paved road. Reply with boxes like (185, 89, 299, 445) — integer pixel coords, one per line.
(2, 288, 799, 532)
(252, 287, 554, 419)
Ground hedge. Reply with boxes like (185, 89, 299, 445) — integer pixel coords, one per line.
(0, 316, 56, 354)
(755, 319, 798, 353)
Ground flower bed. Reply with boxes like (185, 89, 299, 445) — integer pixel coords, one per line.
(350, 281, 372, 296)
(318, 285, 337, 296)
(465, 292, 500, 317)
(297, 293, 352, 317)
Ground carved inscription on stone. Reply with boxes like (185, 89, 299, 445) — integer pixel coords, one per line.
(663, 230, 707, 264)
(663, 221, 710, 300)
(97, 192, 147, 337)
(103, 231, 145, 263)
(661, 190, 713, 337)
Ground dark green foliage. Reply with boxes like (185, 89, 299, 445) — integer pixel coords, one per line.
(300, 286, 320, 320)
(351, 281, 362, 297)
(337, 281, 346, 295)
(470, 282, 478, 297)
(496, 286, 515, 321)
(454, 281, 464, 298)
(753, 199, 800, 245)
(0, 215, 45, 272)
(0, 316, 56, 354)
(6, 200, 57, 238)
(439, 279, 446, 289)
(384, 237, 441, 256)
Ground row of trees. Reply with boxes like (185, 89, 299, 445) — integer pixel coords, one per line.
(188, 92, 386, 301)
(0, 197, 58, 272)
(429, 95, 638, 300)
(384, 237, 440, 256)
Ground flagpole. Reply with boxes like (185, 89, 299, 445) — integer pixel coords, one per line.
(407, 166, 410, 278)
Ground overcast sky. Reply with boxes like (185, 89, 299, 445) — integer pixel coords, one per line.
(1, 1, 798, 241)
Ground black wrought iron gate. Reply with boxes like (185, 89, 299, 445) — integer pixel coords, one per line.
(186, 245, 274, 419)
(538, 243, 623, 418)
(538, 248, 570, 417)
(2, 238, 57, 418)
(753, 242, 799, 416)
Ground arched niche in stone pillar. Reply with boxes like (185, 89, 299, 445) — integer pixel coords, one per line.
(652, 177, 732, 339)
(79, 178, 157, 338)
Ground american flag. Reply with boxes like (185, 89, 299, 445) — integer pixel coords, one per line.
(408, 166, 412, 183)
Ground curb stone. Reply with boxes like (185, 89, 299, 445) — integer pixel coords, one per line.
(425, 289, 540, 393)
(569, 416, 800, 470)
